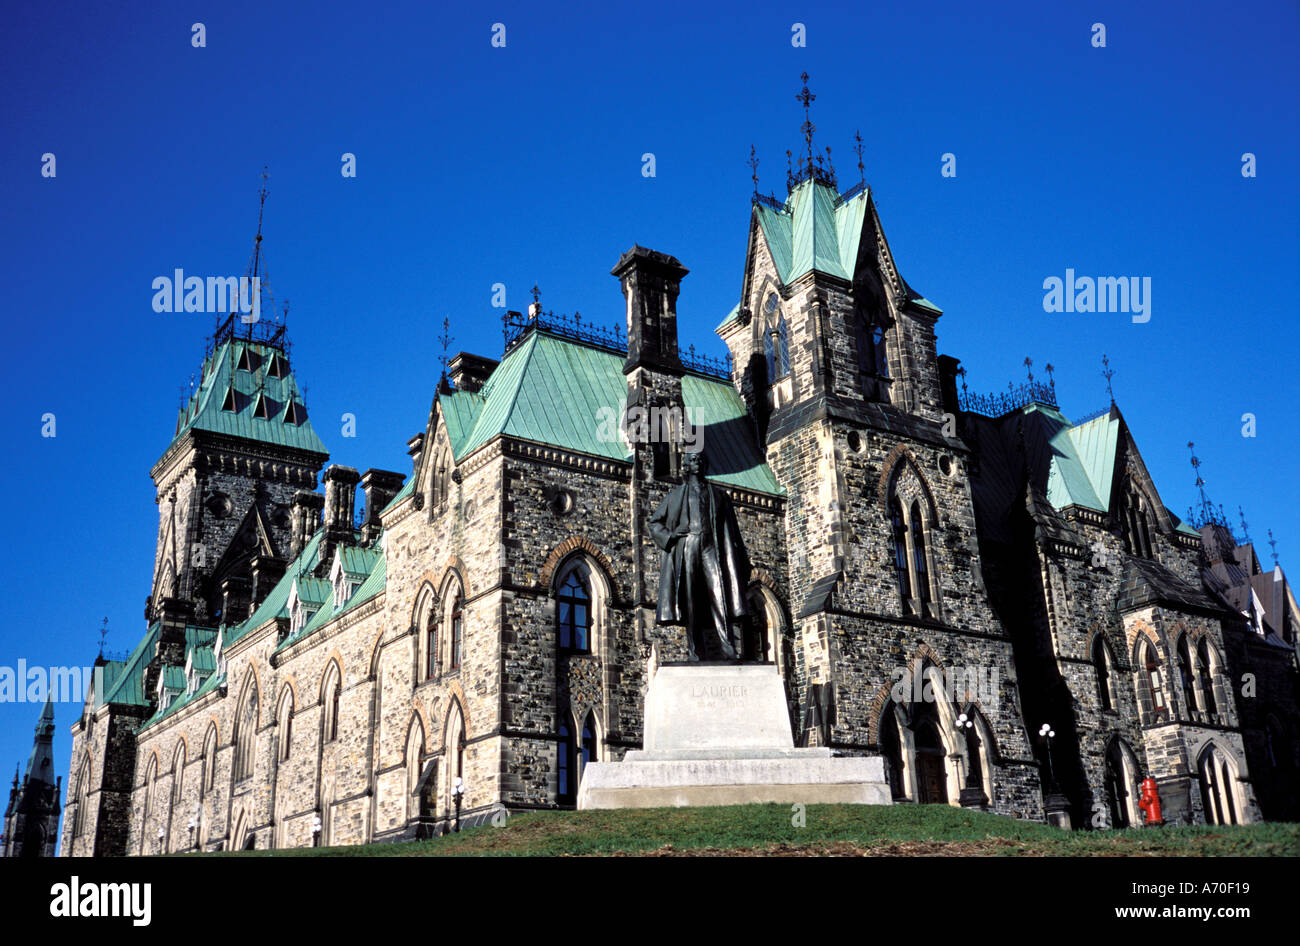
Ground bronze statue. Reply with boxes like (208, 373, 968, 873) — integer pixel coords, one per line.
(649, 451, 752, 660)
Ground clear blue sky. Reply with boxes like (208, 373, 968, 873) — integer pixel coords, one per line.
(0, 0, 1296, 801)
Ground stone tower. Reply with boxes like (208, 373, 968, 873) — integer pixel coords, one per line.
(718, 89, 1041, 815)
(3, 698, 61, 857)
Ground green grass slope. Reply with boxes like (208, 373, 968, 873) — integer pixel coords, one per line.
(218, 804, 1300, 857)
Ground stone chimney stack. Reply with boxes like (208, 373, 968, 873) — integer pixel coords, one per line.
(612, 245, 688, 375)
(290, 490, 325, 562)
(447, 352, 500, 394)
(319, 465, 360, 574)
(613, 246, 689, 481)
(359, 468, 406, 544)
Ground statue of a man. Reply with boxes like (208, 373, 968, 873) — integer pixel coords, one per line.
(649, 451, 751, 660)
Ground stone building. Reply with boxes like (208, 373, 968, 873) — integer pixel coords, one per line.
(4, 699, 62, 857)
(60, 119, 1298, 855)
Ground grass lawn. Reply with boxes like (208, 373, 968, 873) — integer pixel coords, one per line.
(219, 803, 1300, 857)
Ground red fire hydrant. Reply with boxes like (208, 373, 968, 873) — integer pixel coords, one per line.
(1137, 777, 1164, 826)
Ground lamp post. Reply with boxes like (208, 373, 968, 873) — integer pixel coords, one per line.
(955, 712, 987, 808)
(311, 812, 322, 848)
(1038, 722, 1072, 829)
(452, 776, 466, 833)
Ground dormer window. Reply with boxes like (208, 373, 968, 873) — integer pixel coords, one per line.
(253, 393, 273, 419)
(220, 387, 237, 412)
(283, 399, 302, 425)
(235, 346, 253, 371)
(266, 353, 288, 378)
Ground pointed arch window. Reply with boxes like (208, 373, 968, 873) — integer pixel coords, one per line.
(891, 499, 912, 614)
(879, 704, 906, 800)
(761, 295, 790, 382)
(1199, 745, 1241, 825)
(910, 500, 932, 612)
(557, 719, 578, 805)
(172, 743, 187, 805)
(430, 444, 454, 509)
(143, 755, 158, 820)
(233, 685, 258, 781)
(449, 595, 463, 671)
(277, 690, 294, 761)
(1177, 637, 1198, 713)
(1141, 641, 1167, 723)
(1196, 638, 1218, 716)
(201, 725, 218, 798)
(581, 714, 598, 775)
(321, 666, 341, 744)
(1092, 637, 1114, 711)
(557, 560, 593, 654)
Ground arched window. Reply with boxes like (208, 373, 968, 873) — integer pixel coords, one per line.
(1140, 641, 1167, 723)
(1196, 638, 1218, 716)
(430, 443, 454, 509)
(277, 689, 294, 761)
(449, 594, 463, 671)
(910, 500, 932, 613)
(1177, 637, 1198, 713)
(201, 724, 218, 797)
(321, 665, 341, 744)
(405, 720, 425, 820)
(172, 742, 186, 805)
(444, 701, 466, 812)
(233, 683, 258, 781)
(143, 755, 158, 819)
(72, 757, 91, 839)
(556, 560, 592, 654)
(762, 297, 790, 382)
(1104, 738, 1139, 829)
(557, 721, 575, 805)
(580, 714, 598, 777)
(414, 586, 437, 682)
(1093, 636, 1113, 711)
(1198, 744, 1242, 825)
(890, 499, 911, 615)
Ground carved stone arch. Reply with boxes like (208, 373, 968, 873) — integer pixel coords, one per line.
(439, 557, 471, 597)
(441, 683, 470, 738)
(882, 450, 939, 522)
(410, 580, 439, 630)
(906, 641, 948, 682)
(539, 536, 623, 603)
(1128, 622, 1166, 666)
(277, 675, 300, 708)
(408, 703, 435, 754)
(867, 680, 899, 744)
(204, 717, 222, 748)
(367, 631, 385, 680)
(956, 700, 1002, 765)
(318, 656, 344, 702)
(1087, 624, 1126, 670)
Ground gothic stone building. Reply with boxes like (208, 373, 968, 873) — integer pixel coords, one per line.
(4, 699, 62, 857)
(60, 161, 1299, 855)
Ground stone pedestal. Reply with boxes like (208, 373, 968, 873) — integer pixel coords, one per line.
(577, 663, 892, 809)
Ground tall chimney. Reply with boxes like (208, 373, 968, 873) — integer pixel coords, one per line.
(612, 245, 688, 374)
(360, 468, 406, 543)
(613, 246, 689, 480)
(319, 465, 360, 574)
(290, 490, 324, 562)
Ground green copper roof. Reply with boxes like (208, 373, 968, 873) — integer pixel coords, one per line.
(99, 624, 160, 708)
(278, 551, 386, 652)
(715, 303, 741, 333)
(165, 338, 328, 458)
(441, 330, 782, 496)
(754, 179, 869, 284)
(1067, 409, 1121, 510)
(336, 545, 380, 577)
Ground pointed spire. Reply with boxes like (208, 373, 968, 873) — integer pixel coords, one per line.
(1024, 357, 1034, 385)
(748, 144, 759, 196)
(1101, 354, 1116, 405)
(1238, 506, 1251, 544)
(854, 129, 865, 188)
(437, 317, 454, 392)
(797, 72, 817, 180)
(1045, 362, 1055, 390)
(1187, 442, 1227, 529)
(1268, 529, 1279, 567)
